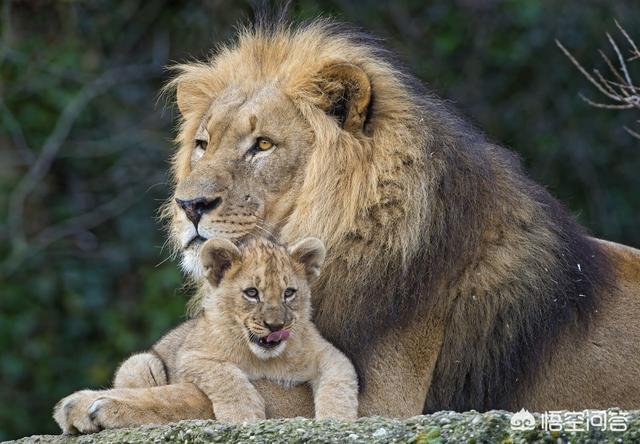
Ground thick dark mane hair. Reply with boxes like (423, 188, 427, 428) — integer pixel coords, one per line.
(293, 21, 613, 411)
(171, 7, 613, 411)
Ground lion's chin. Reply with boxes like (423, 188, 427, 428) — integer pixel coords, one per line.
(179, 230, 252, 278)
(179, 238, 207, 278)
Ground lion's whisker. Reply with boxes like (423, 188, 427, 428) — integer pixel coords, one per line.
(254, 222, 275, 238)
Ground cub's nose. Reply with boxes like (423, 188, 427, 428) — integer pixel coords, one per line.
(264, 321, 285, 332)
(175, 197, 222, 227)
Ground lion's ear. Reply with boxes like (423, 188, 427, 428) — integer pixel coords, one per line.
(176, 81, 201, 117)
(289, 238, 326, 280)
(313, 62, 371, 133)
(199, 238, 241, 286)
(169, 64, 217, 117)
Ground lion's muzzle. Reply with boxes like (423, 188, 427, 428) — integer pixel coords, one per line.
(175, 196, 222, 228)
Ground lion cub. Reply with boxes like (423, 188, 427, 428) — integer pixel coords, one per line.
(55, 236, 358, 431)
(176, 236, 358, 421)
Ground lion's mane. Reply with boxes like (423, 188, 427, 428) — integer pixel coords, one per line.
(166, 18, 611, 411)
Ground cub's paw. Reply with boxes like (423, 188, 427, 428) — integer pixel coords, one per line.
(53, 390, 128, 434)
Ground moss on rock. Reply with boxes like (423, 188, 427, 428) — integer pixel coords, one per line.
(10, 409, 640, 444)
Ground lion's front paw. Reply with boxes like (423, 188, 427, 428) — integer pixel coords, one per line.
(54, 390, 102, 434)
(86, 396, 130, 430)
(53, 390, 129, 434)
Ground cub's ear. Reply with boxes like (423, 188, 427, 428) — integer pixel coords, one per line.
(199, 238, 241, 286)
(288, 237, 326, 280)
(312, 62, 371, 134)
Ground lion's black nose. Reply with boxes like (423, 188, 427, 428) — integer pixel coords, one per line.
(175, 197, 222, 227)
(264, 321, 285, 332)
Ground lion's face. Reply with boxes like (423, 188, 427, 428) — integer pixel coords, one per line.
(171, 86, 315, 277)
(199, 237, 325, 359)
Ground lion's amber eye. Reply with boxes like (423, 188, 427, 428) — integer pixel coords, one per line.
(257, 138, 273, 151)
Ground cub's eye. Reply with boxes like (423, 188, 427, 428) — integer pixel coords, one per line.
(243, 287, 260, 302)
(256, 138, 274, 151)
(283, 288, 297, 301)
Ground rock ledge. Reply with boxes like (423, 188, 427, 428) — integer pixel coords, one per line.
(10, 409, 640, 443)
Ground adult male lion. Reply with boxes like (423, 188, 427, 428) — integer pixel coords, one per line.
(57, 18, 640, 428)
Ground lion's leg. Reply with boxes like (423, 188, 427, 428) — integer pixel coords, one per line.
(357, 313, 445, 417)
(253, 379, 315, 418)
(113, 352, 167, 388)
(55, 355, 315, 433)
(54, 382, 316, 434)
(54, 383, 213, 434)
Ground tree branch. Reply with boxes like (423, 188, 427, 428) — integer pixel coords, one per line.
(557, 22, 640, 138)
(5, 63, 162, 243)
(0, 173, 164, 276)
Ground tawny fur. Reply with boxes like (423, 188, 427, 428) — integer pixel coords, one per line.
(54, 236, 357, 434)
(163, 18, 640, 412)
(54, 16, 640, 431)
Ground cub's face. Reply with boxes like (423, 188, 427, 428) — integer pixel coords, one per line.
(200, 237, 325, 359)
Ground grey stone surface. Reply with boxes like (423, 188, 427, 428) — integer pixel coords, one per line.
(8, 409, 640, 443)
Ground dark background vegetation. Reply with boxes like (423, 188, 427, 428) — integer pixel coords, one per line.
(1, 0, 639, 439)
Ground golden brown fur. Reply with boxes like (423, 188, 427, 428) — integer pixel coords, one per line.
(162, 17, 640, 412)
(53, 15, 640, 432)
(54, 236, 357, 433)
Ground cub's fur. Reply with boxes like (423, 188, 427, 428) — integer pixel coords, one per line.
(54, 237, 357, 433)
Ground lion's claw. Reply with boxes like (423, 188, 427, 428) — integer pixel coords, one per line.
(53, 391, 120, 434)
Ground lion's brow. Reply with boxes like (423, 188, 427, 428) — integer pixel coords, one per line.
(203, 95, 247, 147)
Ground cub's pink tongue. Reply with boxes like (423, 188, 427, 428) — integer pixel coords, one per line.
(266, 329, 290, 343)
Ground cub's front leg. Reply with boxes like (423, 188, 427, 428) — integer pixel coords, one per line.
(311, 344, 359, 420)
(179, 353, 265, 422)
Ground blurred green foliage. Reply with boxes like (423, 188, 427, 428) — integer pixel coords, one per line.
(1, 0, 639, 440)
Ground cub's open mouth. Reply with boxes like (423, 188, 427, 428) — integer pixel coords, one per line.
(249, 329, 290, 349)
